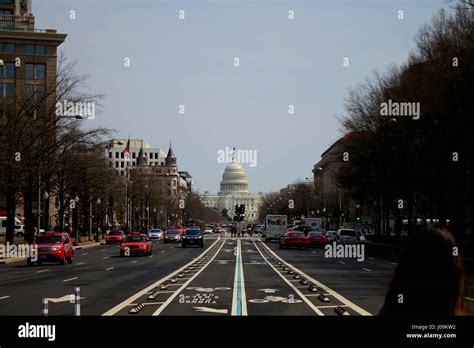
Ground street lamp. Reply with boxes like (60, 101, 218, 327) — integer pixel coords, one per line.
(73, 195, 80, 245)
(43, 191, 49, 231)
(96, 198, 101, 241)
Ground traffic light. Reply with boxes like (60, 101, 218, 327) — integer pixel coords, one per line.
(240, 204, 245, 215)
(234, 205, 239, 215)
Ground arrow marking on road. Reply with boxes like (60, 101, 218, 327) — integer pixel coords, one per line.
(193, 307, 228, 314)
(45, 294, 85, 303)
(258, 289, 279, 294)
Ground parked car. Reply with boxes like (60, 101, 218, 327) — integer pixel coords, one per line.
(120, 233, 152, 256)
(307, 230, 328, 247)
(0, 216, 26, 238)
(148, 228, 164, 240)
(28, 232, 73, 266)
(163, 229, 181, 243)
(205, 226, 214, 234)
(336, 229, 358, 244)
(279, 232, 309, 249)
(105, 230, 125, 244)
(182, 228, 204, 248)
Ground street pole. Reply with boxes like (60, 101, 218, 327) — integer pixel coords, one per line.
(338, 186, 342, 229)
(37, 173, 41, 234)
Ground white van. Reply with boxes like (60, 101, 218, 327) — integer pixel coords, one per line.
(263, 215, 288, 242)
(0, 216, 26, 238)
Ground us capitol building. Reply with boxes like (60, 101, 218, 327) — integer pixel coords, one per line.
(202, 158, 262, 222)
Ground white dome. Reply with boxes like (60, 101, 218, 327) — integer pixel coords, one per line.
(220, 162, 249, 193)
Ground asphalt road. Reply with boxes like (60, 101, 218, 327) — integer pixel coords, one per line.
(1, 233, 472, 316)
(0, 238, 210, 315)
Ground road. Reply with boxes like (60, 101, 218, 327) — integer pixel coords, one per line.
(0, 233, 472, 316)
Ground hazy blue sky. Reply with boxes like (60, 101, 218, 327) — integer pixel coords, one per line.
(35, 0, 449, 194)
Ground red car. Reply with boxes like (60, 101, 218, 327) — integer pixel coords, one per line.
(28, 232, 74, 266)
(279, 232, 309, 249)
(307, 230, 328, 247)
(106, 229, 125, 244)
(120, 233, 152, 256)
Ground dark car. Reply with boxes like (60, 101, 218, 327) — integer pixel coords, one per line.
(182, 228, 203, 248)
(291, 225, 314, 235)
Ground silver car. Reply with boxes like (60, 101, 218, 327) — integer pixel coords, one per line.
(336, 229, 358, 244)
(148, 228, 163, 240)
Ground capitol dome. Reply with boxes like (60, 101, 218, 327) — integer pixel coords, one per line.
(219, 161, 249, 193)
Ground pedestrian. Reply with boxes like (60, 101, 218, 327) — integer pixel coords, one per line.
(380, 224, 467, 316)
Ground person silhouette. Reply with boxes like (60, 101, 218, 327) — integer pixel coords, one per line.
(380, 224, 467, 316)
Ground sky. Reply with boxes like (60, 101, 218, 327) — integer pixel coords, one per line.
(35, 0, 450, 194)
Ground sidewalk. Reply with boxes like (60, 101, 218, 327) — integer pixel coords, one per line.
(0, 240, 103, 265)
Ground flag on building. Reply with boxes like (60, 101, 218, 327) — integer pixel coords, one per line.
(122, 138, 130, 158)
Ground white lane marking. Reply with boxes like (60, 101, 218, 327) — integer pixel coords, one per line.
(148, 255, 153, 258)
(316, 305, 349, 308)
(63, 277, 78, 282)
(391, 262, 398, 265)
(105, 267, 115, 271)
(231, 239, 248, 316)
(152, 241, 225, 316)
(102, 256, 109, 260)
(131, 260, 138, 264)
(464, 297, 474, 302)
(194, 307, 228, 314)
(102, 239, 220, 316)
(259, 242, 372, 316)
(101, 249, 106, 251)
(253, 241, 324, 316)
(339, 261, 346, 265)
(36, 269, 50, 273)
(0, 296, 10, 300)
(368, 257, 375, 260)
(362, 268, 372, 272)
(81, 253, 89, 256)
(76, 262, 85, 266)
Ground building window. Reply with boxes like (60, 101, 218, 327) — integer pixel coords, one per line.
(115, 152, 119, 159)
(0, 43, 16, 53)
(120, 162, 124, 168)
(132, 152, 136, 159)
(115, 162, 119, 168)
(0, 62, 15, 78)
(25, 84, 45, 98)
(25, 63, 45, 79)
(155, 153, 158, 159)
(1, 82, 15, 97)
(108, 152, 112, 159)
(25, 45, 46, 55)
(121, 152, 124, 159)
(35, 45, 46, 55)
